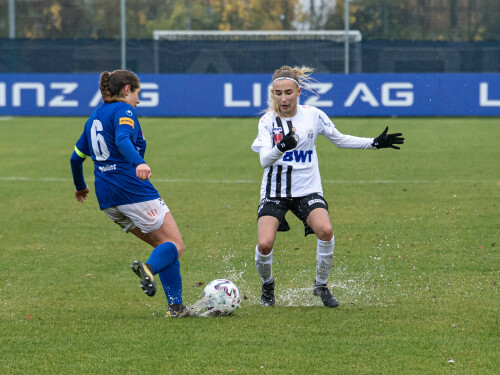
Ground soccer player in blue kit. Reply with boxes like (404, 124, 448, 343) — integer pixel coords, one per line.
(70, 70, 192, 317)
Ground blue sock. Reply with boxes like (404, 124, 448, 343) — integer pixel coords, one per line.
(146, 242, 178, 274)
(158, 260, 183, 305)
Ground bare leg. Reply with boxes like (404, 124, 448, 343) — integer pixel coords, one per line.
(305, 208, 333, 241)
(130, 212, 184, 256)
(257, 215, 280, 255)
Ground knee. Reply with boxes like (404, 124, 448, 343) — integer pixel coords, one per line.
(174, 241, 185, 258)
(316, 226, 333, 242)
(257, 240, 273, 256)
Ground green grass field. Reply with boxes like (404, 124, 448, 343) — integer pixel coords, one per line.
(0, 116, 498, 374)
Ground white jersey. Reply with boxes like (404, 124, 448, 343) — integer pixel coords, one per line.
(251, 105, 375, 200)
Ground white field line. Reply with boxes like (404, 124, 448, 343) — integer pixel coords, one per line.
(0, 176, 497, 184)
(0, 117, 13, 121)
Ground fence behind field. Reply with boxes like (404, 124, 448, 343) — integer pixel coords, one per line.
(1, 38, 499, 74)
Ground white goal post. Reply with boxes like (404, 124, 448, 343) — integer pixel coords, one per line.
(153, 30, 362, 42)
(152, 30, 362, 74)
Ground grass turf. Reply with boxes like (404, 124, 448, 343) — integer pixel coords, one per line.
(0, 116, 498, 374)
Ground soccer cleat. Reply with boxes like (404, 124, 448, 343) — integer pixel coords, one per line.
(260, 279, 275, 306)
(313, 283, 339, 307)
(131, 261, 156, 297)
(166, 304, 198, 318)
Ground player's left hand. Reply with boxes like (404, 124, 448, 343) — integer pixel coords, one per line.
(75, 186, 90, 202)
(372, 127, 405, 149)
(276, 131, 299, 152)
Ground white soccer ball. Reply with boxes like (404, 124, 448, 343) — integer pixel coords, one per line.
(202, 279, 241, 315)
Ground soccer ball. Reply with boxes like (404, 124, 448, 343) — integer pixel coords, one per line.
(202, 279, 241, 315)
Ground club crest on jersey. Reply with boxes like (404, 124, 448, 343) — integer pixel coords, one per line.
(126, 110, 133, 116)
(273, 127, 283, 144)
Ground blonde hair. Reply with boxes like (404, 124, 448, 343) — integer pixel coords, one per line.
(266, 65, 316, 116)
(100, 70, 140, 104)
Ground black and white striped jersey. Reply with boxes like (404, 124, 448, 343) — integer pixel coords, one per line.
(251, 105, 375, 200)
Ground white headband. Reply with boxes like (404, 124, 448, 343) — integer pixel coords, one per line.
(272, 77, 299, 86)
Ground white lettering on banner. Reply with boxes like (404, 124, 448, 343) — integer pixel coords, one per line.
(90, 83, 159, 108)
(0, 81, 160, 108)
(49, 82, 78, 107)
(224, 83, 262, 107)
(344, 82, 414, 107)
(304, 83, 333, 107)
(13, 83, 45, 107)
(381, 83, 414, 106)
(253, 83, 262, 107)
(138, 83, 159, 107)
(479, 82, 500, 107)
(0, 83, 5, 106)
(224, 83, 250, 107)
(344, 83, 379, 107)
(89, 90, 102, 107)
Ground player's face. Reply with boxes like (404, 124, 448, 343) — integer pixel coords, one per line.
(123, 84, 141, 108)
(272, 80, 301, 117)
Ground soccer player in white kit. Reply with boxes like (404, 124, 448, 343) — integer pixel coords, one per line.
(251, 65, 404, 307)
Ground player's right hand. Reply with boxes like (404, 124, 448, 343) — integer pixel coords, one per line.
(136, 163, 152, 181)
(276, 131, 298, 152)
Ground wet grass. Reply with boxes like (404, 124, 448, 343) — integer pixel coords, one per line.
(0, 116, 498, 374)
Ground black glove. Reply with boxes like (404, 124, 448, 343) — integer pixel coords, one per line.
(372, 127, 405, 149)
(276, 131, 298, 152)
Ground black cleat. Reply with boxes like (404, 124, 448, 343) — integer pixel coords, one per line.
(260, 279, 275, 306)
(313, 283, 339, 307)
(167, 304, 198, 318)
(131, 261, 156, 297)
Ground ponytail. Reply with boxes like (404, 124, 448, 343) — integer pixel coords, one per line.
(99, 70, 140, 104)
(100, 71, 113, 103)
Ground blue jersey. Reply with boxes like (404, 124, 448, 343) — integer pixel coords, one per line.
(74, 102, 160, 209)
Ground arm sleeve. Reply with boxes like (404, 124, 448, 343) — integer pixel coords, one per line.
(318, 111, 376, 150)
(115, 126, 146, 167)
(259, 145, 284, 169)
(251, 113, 283, 168)
(70, 148, 87, 191)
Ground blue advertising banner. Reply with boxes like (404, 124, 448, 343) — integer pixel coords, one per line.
(0, 73, 499, 117)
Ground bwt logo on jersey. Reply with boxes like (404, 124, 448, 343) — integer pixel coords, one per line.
(283, 149, 313, 163)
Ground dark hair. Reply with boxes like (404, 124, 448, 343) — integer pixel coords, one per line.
(100, 70, 140, 103)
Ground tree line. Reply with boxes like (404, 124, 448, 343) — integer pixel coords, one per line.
(0, 0, 498, 41)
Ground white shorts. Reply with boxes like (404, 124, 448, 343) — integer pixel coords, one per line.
(103, 198, 170, 234)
